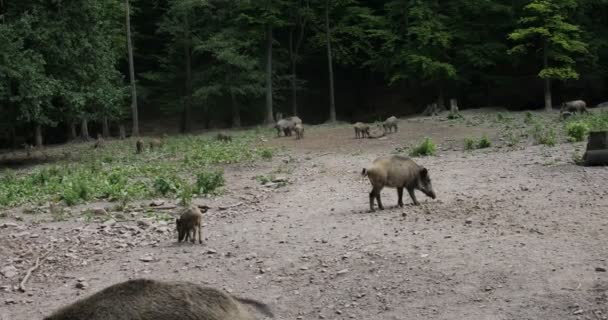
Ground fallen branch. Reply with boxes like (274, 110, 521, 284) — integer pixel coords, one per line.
(19, 246, 53, 292)
(218, 202, 243, 211)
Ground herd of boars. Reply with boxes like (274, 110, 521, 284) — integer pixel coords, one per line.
(354, 116, 399, 139)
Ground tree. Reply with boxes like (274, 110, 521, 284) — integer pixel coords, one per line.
(287, 1, 312, 117)
(509, 0, 588, 111)
(125, 0, 139, 135)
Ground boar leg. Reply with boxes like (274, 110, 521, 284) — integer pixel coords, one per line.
(198, 223, 203, 244)
(369, 191, 376, 212)
(375, 187, 384, 210)
(407, 188, 420, 205)
(397, 187, 404, 207)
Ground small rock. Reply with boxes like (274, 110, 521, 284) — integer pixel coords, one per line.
(465, 219, 473, 225)
(103, 219, 116, 227)
(75, 282, 88, 290)
(573, 309, 584, 315)
(0, 223, 18, 228)
(92, 208, 108, 216)
(596, 267, 607, 272)
(150, 200, 165, 207)
(1, 265, 19, 278)
(272, 176, 288, 183)
(137, 220, 152, 229)
(337, 269, 349, 275)
(5, 298, 16, 305)
(206, 249, 217, 254)
(140, 256, 154, 262)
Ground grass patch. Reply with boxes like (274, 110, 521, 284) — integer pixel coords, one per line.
(448, 111, 464, 120)
(566, 122, 590, 142)
(194, 170, 225, 195)
(410, 138, 437, 157)
(464, 138, 476, 151)
(477, 135, 491, 149)
(530, 122, 557, 146)
(0, 131, 273, 208)
(565, 112, 608, 142)
(463, 136, 492, 151)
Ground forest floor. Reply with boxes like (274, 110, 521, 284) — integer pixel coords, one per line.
(1, 108, 607, 320)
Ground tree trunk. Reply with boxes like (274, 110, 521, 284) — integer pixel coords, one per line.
(102, 117, 110, 138)
(543, 39, 552, 111)
(68, 121, 77, 140)
(181, 13, 193, 133)
(289, 30, 298, 117)
(231, 89, 241, 128)
(450, 99, 458, 113)
(125, 0, 139, 136)
(34, 124, 43, 147)
(81, 118, 90, 141)
(9, 125, 17, 150)
(265, 25, 274, 124)
(437, 82, 445, 110)
(119, 125, 126, 139)
(325, 0, 336, 123)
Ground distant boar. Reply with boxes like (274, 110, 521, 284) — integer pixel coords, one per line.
(382, 116, 398, 133)
(294, 124, 304, 139)
(176, 206, 203, 244)
(216, 132, 232, 142)
(135, 139, 144, 154)
(275, 119, 295, 137)
(149, 138, 163, 150)
(354, 122, 370, 139)
(44, 278, 274, 320)
(362, 155, 436, 212)
(560, 100, 588, 115)
(93, 134, 104, 149)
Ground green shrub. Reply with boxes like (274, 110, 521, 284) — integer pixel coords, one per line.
(531, 123, 557, 146)
(258, 148, 273, 160)
(178, 184, 194, 206)
(566, 122, 589, 142)
(477, 135, 491, 149)
(503, 131, 521, 147)
(195, 170, 225, 195)
(61, 179, 91, 206)
(410, 138, 436, 157)
(448, 112, 463, 120)
(153, 176, 180, 196)
(524, 111, 534, 124)
(464, 138, 476, 151)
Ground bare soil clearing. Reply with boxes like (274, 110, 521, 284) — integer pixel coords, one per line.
(1, 110, 607, 320)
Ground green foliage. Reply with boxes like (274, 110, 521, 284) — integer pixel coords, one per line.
(566, 122, 589, 142)
(448, 112, 464, 120)
(409, 138, 437, 157)
(531, 122, 557, 146)
(195, 170, 225, 195)
(524, 111, 535, 125)
(477, 135, 492, 149)
(464, 138, 476, 151)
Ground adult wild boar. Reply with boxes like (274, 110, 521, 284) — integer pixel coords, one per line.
(44, 279, 274, 320)
(560, 100, 588, 115)
(362, 155, 436, 212)
(382, 116, 398, 133)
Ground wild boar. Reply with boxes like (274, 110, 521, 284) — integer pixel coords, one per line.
(284, 116, 302, 126)
(354, 122, 370, 139)
(94, 134, 104, 149)
(176, 206, 204, 244)
(149, 138, 163, 150)
(382, 116, 398, 133)
(294, 124, 304, 139)
(216, 133, 232, 142)
(44, 278, 274, 320)
(135, 139, 144, 154)
(275, 119, 295, 137)
(362, 155, 436, 212)
(560, 100, 588, 115)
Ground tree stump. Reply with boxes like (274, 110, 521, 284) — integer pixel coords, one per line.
(450, 99, 459, 113)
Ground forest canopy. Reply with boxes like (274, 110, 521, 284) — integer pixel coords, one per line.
(1, 0, 607, 147)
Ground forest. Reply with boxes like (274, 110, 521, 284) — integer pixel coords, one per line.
(1, 0, 607, 148)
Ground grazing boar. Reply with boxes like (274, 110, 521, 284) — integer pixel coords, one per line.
(382, 116, 398, 133)
(362, 155, 436, 212)
(135, 139, 144, 154)
(294, 124, 304, 139)
(93, 134, 104, 149)
(176, 206, 204, 244)
(284, 116, 302, 126)
(354, 122, 370, 139)
(44, 278, 274, 320)
(149, 138, 163, 150)
(275, 119, 296, 137)
(216, 132, 233, 142)
(560, 100, 588, 115)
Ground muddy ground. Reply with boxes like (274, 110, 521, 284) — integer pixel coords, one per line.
(1, 109, 607, 320)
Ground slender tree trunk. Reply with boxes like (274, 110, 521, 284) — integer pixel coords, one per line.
(543, 39, 552, 111)
(325, 0, 336, 122)
(437, 82, 445, 110)
(231, 89, 241, 128)
(34, 124, 43, 147)
(119, 124, 126, 139)
(102, 117, 110, 138)
(289, 30, 298, 117)
(265, 25, 274, 124)
(125, 0, 139, 136)
(9, 125, 16, 150)
(81, 118, 90, 141)
(181, 13, 193, 133)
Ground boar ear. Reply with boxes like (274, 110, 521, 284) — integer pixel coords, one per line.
(421, 168, 429, 177)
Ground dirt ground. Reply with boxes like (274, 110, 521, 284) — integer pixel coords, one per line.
(1, 110, 607, 320)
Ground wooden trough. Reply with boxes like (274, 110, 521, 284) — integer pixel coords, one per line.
(583, 131, 608, 166)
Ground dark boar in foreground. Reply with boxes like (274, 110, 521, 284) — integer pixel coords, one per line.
(44, 278, 273, 320)
(362, 155, 436, 212)
(176, 205, 204, 244)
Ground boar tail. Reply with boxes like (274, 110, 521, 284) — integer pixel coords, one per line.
(361, 168, 368, 177)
